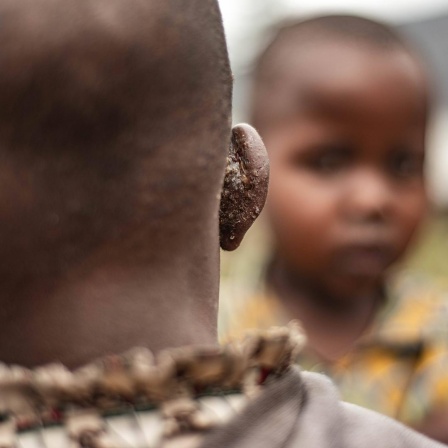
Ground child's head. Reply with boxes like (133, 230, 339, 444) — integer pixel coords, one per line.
(251, 15, 429, 300)
(0, 0, 236, 290)
(0, 0, 268, 306)
(0, 0, 270, 366)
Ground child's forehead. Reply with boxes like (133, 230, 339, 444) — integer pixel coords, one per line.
(272, 41, 428, 123)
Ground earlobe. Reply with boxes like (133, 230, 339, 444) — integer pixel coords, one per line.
(219, 124, 269, 251)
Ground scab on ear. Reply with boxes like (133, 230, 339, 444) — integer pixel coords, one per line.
(219, 124, 269, 251)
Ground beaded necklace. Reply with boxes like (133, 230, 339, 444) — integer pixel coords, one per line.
(0, 322, 305, 447)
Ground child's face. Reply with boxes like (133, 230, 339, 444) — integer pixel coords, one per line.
(265, 43, 428, 299)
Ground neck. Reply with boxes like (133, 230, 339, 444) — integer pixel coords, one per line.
(0, 245, 219, 369)
(268, 258, 381, 361)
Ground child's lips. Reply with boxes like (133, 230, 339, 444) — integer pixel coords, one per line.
(335, 243, 394, 276)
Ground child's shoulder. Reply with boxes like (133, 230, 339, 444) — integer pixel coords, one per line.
(377, 270, 448, 342)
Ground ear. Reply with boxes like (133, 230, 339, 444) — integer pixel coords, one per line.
(219, 123, 269, 251)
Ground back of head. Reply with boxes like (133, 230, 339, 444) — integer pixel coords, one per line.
(251, 14, 416, 131)
(0, 0, 232, 281)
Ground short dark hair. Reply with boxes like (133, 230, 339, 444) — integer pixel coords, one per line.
(0, 0, 231, 155)
(0, 0, 232, 268)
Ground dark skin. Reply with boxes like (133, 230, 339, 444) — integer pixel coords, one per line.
(0, 145, 223, 368)
(0, 124, 267, 369)
(0, 0, 268, 368)
(264, 42, 428, 357)
(259, 41, 448, 441)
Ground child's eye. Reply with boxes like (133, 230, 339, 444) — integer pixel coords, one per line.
(388, 149, 424, 179)
(305, 145, 350, 175)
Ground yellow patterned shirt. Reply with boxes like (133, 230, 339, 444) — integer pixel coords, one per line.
(219, 273, 448, 426)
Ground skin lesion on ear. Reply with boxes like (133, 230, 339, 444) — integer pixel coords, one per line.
(219, 124, 270, 251)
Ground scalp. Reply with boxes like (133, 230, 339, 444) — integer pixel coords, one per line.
(0, 0, 232, 156)
(0, 0, 232, 271)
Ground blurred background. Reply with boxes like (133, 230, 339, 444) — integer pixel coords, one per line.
(218, 0, 448, 284)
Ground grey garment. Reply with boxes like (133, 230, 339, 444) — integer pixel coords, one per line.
(200, 367, 446, 448)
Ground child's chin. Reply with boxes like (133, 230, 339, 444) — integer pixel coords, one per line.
(328, 273, 384, 301)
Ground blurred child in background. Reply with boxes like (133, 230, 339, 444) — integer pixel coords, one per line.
(220, 15, 448, 442)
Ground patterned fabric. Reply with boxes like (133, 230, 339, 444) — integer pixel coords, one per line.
(0, 395, 245, 448)
(219, 272, 448, 426)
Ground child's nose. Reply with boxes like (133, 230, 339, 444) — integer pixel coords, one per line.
(343, 169, 393, 223)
